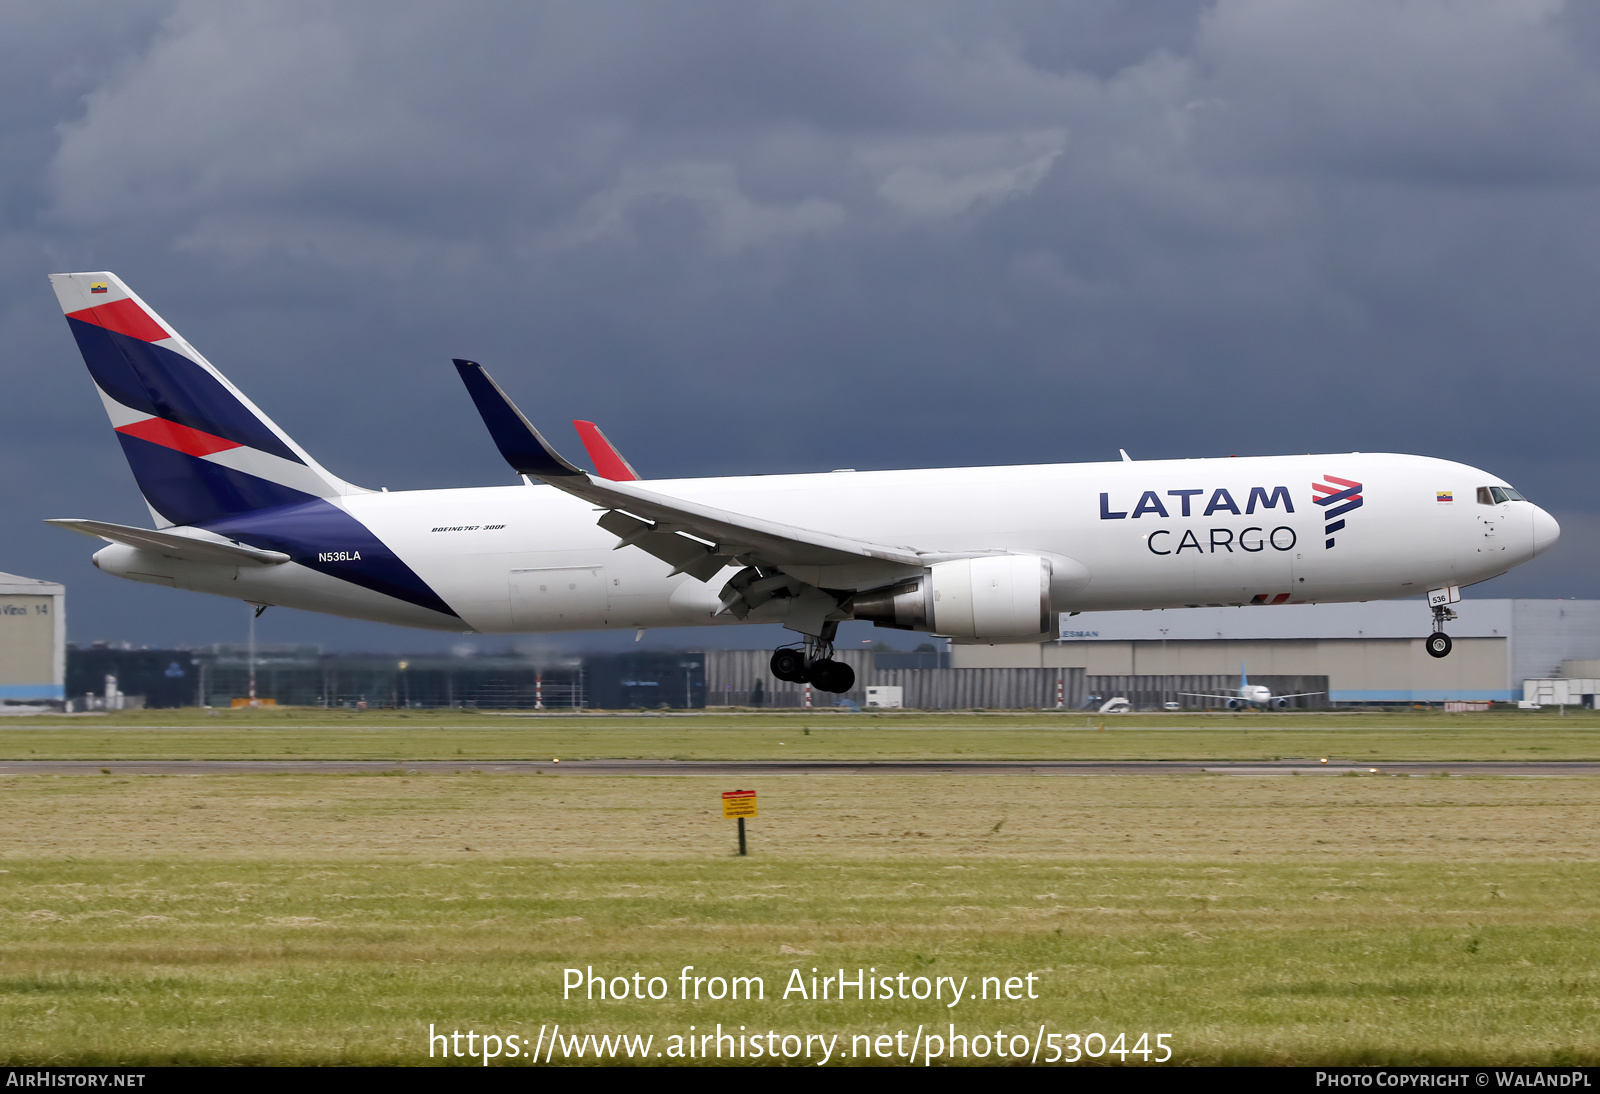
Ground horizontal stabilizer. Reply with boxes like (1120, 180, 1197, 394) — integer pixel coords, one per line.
(45, 518, 291, 566)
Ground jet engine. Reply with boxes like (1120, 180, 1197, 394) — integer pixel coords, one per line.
(851, 555, 1052, 641)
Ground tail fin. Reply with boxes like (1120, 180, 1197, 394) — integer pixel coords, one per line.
(1241, 662, 1248, 687)
(50, 272, 364, 528)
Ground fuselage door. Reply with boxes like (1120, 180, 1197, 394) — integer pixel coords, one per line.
(509, 566, 608, 629)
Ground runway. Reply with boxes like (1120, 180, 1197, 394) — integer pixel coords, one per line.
(1, 759, 1598, 776)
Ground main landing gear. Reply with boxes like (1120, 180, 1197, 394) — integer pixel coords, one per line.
(770, 637, 856, 694)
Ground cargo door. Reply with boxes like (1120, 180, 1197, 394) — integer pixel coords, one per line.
(509, 566, 608, 629)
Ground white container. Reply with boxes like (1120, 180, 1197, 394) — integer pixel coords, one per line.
(865, 686, 903, 709)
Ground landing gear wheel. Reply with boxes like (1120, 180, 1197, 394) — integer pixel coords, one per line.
(1426, 632, 1453, 659)
(770, 648, 808, 682)
(809, 660, 855, 694)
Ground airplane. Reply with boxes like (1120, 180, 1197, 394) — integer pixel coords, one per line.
(44, 272, 1561, 695)
(1180, 664, 1325, 709)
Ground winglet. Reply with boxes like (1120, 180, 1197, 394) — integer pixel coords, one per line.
(452, 360, 585, 479)
(573, 420, 641, 481)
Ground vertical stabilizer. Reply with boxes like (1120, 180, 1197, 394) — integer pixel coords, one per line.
(50, 272, 366, 527)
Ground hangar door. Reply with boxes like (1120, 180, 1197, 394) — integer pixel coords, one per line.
(509, 566, 608, 630)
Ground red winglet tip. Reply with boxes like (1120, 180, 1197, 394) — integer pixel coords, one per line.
(573, 420, 641, 481)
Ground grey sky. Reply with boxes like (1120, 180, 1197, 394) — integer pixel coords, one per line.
(3, 1, 1596, 652)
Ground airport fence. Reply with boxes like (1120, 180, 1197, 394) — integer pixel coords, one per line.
(1084, 674, 1329, 710)
(704, 649, 875, 708)
(703, 650, 1085, 709)
(873, 667, 1084, 710)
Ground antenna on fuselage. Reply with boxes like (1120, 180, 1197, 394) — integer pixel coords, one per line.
(1119, 449, 1133, 462)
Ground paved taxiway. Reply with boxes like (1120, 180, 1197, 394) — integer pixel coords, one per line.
(0, 759, 1596, 776)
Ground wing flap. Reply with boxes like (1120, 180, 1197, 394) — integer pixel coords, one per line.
(595, 510, 729, 582)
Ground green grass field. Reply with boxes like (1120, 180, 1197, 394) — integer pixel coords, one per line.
(3, 769, 1600, 1065)
(5, 706, 1600, 761)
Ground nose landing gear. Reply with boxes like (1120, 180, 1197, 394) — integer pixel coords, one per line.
(1426, 586, 1460, 659)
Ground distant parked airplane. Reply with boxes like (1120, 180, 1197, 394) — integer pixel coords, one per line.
(46, 272, 1560, 695)
(1181, 665, 1324, 709)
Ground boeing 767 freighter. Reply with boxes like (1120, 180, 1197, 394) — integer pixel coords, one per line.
(46, 273, 1560, 694)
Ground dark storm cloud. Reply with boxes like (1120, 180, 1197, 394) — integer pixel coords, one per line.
(3, 0, 1597, 650)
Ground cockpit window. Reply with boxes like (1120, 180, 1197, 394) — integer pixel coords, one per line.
(1480, 486, 1526, 504)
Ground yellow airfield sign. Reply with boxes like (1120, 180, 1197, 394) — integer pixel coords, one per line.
(722, 790, 757, 819)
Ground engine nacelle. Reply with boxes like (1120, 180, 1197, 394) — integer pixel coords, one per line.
(1226, 698, 1245, 710)
(851, 555, 1052, 640)
(933, 555, 1051, 639)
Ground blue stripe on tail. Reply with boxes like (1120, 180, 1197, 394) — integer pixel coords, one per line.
(68, 318, 301, 462)
(117, 433, 314, 526)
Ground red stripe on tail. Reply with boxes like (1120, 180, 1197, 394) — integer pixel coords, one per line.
(66, 298, 170, 343)
(116, 417, 243, 458)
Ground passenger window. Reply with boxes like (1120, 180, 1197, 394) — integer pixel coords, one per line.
(1477, 487, 1494, 505)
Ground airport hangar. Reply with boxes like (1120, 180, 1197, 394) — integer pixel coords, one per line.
(949, 599, 1600, 705)
(0, 571, 66, 706)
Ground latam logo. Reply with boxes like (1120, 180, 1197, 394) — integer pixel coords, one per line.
(1099, 486, 1294, 520)
(1312, 475, 1363, 550)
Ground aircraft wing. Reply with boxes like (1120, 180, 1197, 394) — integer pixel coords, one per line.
(1271, 691, 1325, 699)
(454, 360, 923, 584)
(46, 518, 291, 566)
(1177, 692, 1235, 701)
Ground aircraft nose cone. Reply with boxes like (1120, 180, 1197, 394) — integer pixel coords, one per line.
(1532, 505, 1561, 557)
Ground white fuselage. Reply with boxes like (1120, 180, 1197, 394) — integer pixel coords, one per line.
(92, 452, 1558, 635)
